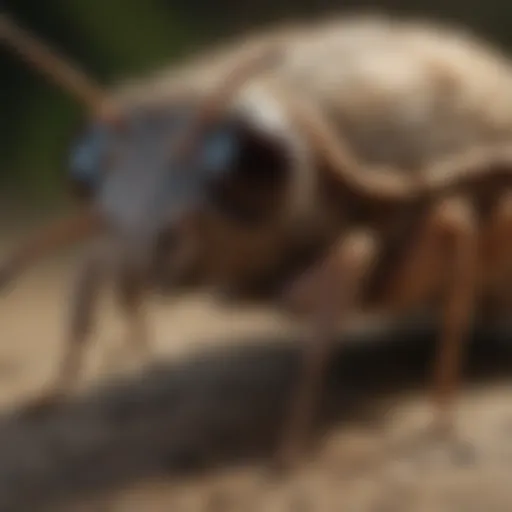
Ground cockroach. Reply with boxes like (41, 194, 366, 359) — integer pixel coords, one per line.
(3, 12, 512, 469)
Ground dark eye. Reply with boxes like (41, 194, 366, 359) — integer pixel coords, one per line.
(200, 120, 290, 225)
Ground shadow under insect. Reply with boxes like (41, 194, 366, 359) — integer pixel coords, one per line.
(0, 319, 510, 511)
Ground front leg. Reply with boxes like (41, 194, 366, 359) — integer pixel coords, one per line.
(113, 266, 151, 366)
(22, 241, 106, 414)
(277, 229, 380, 469)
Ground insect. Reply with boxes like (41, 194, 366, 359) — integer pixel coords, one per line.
(3, 12, 512, 470)
(118, 16, 512, 469)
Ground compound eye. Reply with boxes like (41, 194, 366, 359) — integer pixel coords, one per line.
(198, 128, 239, 179)
(68, 122, 115, 196)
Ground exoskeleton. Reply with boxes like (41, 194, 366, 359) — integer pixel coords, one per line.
(4, 12, 512, 469)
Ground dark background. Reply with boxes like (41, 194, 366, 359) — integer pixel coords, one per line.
(2, 0, 512, 204)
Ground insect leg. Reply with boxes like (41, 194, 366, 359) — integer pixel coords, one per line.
(479, 191, 512, 322)
(22, 239, 107, 414)
(382, 197, 478, 435)
(277, 229, 379, 469)
(115, 268, 151, 362)
(0, 208, 101, 292)
(427, 198, 478, 434)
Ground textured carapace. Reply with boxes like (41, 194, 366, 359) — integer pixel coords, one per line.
(108, 13, 512, 291)
(7, 12, 512, 465)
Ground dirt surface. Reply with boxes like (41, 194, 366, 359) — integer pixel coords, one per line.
(1, 218, 512, 512)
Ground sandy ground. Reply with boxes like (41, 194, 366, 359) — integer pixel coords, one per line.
(1, 216, 512, 512)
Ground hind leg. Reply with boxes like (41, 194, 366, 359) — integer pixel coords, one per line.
(382, 196, 478, 438)
(478, 191, 512, 327)
(430, 199, 478, 435)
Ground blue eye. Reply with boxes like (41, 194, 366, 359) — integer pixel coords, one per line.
(199, 129, 239, 176)
(69, 124, 112, 189)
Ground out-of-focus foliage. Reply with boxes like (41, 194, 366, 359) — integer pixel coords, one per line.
(2, 0, 512, 204)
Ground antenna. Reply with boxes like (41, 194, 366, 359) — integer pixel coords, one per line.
(0, 11, 111, 114)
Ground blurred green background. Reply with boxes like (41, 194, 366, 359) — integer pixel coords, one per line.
(2, 0, 512, 206)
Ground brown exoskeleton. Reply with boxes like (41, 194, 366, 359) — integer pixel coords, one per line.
(3, 12, 512, 470)
(128, 16, 512, 468)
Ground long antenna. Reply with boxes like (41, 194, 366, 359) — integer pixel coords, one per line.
(0, 11, 110, 113)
